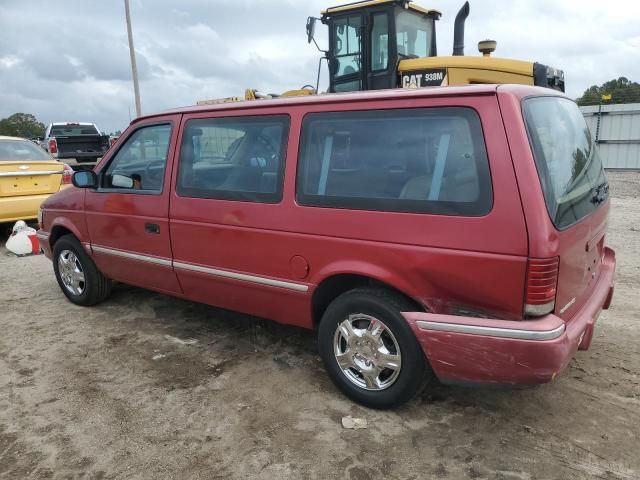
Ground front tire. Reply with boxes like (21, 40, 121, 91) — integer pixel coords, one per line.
(318, 288, 430, 409)
(53, 234, 111, 306)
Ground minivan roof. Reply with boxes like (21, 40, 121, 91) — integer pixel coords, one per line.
(134, 84, 562, 125)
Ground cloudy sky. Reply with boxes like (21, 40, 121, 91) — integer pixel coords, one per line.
(1, 0, 639, 134)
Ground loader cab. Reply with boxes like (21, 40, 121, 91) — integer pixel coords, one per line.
(320, 0, 441, 93)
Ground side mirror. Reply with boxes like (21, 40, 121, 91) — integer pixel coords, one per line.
(111, 174, 134, 189)
(72, 170, 97, 188)
(306, 16, 317, 44)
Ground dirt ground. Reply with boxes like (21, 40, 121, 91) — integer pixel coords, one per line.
(0, 172, 638, 480)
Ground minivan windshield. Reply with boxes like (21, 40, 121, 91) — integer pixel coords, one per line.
(523, 96, 608, 230)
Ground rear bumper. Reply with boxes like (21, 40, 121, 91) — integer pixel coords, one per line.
(0, 194, 54, 224)
(403, 247, 616, 385)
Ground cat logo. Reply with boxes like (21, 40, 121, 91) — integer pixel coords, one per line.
(401, 69, 447, 89)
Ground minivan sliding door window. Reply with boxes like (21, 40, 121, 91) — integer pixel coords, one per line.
(296, 107, 492, 216)
(176, 116, 289, 203)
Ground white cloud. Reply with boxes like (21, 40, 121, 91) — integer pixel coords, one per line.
(0, 55, 23, 69)
(0, 0, 638, 133)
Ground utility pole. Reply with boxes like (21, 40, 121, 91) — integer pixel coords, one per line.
(124, 0, 141, 117)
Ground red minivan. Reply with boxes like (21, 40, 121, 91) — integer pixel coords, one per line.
(37, 85, 616, 408)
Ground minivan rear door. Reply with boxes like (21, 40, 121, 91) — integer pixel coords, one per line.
(521, 96, 610, 319)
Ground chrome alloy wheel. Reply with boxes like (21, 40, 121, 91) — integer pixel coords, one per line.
(333, 314, 402, 391)
(57, 249, 86, 296)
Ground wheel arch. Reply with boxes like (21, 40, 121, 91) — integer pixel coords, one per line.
(311, 271, 426, 328)
(49, 218, 84, 248)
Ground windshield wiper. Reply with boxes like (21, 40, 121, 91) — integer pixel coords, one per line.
(397, 53, 419, 60)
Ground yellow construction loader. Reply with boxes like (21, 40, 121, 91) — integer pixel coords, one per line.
(198, 0, 564, 105)
(308, 0, 564, 93)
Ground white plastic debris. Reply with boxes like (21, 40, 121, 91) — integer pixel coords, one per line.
(5, 220, 39, 256)
(342, 416, 368, 430)
(164, 334, 198, 346)
(152, 354, 167, 361)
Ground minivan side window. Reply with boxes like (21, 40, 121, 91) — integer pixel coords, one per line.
(296, 108, 492, 215)
(102, 124, 171, 192)
(177, 116, 289, 203)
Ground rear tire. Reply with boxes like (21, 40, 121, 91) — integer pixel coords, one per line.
(318, 287, 431, 409)
(53, 234, 111, 306)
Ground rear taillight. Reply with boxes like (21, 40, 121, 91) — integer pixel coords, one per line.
(61, 163, 73, 185)
(524, 257, 559, 317)
(48, 138, 58, 154)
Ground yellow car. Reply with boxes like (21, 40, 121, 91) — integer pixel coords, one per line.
(0, 135, 73, 224)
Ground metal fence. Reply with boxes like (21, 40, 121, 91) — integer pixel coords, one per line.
(581, 103, 640, 169)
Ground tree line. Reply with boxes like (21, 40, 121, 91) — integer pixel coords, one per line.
(0, 113, 45, 138)
(576, 77, 640, 106)
(0, 113, 122, 138)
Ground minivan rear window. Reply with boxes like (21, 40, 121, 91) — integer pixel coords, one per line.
(296, 107, 492, 215)
(523, 97, 608, 230)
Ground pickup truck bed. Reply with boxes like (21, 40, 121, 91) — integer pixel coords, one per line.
(45, 123, 110, 163)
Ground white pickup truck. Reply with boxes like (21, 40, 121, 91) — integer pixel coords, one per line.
(43, 122, 110, 163)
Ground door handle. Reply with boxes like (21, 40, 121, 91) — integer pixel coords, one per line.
(145, 223, 160, 234)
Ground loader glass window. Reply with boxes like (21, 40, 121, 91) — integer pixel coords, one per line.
(177, 116, 289, 203)
(297, 108, 492, 215)
(333, 15, 362, 80)
(396, 11, 434, 58)
(371, 13, 389, 71)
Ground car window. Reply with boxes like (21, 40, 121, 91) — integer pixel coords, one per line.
(102, 124, 171, 192)
(296, 107, 492, 216)
(50, 125, 99, 136)
(396, 10, 434, 58)
(371, 13, 389, 71)
(0, 139, 52, 161)
(177, 116, 289, 203)
(333, 15, 362, 77)
(523, 96, 608, 230)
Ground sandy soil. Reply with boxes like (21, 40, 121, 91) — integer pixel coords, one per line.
(0, 172, 638, 480)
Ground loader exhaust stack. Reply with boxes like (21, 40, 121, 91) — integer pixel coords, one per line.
(452, 1, 470, 56)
